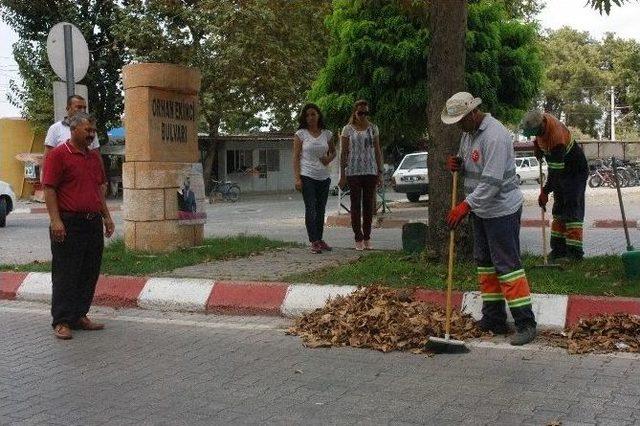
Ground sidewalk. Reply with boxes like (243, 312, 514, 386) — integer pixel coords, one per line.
(2, 271, 639, 329)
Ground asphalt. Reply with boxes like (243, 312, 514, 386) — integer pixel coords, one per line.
(2, 185, 640, 265)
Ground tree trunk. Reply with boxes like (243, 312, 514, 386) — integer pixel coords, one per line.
(203, 117, 221, 194)
(426, 0, 473, 260)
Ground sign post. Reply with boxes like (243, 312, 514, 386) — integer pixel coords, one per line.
(46, 22, 89, 120)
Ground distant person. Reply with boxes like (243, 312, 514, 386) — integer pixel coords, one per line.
(339, 99, 383, 251)
(293, 103, 336, 254)
(521, 111, 589, 261)
(42, 112, 115, 340)
(44, 95, 100, 155)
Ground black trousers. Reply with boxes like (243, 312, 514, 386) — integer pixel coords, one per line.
(301, 176, 331, 242)
(50, 215, 104, 327)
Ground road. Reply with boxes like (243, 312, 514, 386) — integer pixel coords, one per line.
(1, 300, 639, 425)
(1, 184, 639, 265)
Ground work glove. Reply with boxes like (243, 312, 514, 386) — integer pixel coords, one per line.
(538, 190, 548, 211)
(447, 201, 471, 229)
(446, 155, 463, 172)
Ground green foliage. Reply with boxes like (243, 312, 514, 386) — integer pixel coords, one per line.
(116, 0, 330, 134)
(588, 0, 635, 15)
(310, 0, 543, 151)
(541, 28, 640, 138)
(0, 1, 125, 139)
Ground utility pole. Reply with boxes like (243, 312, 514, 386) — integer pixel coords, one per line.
(611, 85, 616, 141)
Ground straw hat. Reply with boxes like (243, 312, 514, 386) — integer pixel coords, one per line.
(441, 92, 482, 124)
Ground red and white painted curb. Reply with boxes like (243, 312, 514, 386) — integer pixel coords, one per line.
(1, 271, 639, 328)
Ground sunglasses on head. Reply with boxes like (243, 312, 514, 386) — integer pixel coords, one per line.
(356, 111, 369, 116)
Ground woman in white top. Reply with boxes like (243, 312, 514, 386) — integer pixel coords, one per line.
(293, 103, 336, 254)
(339, 99, 384, 251)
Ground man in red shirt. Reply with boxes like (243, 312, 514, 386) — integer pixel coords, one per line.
(42, 112, 115, 340)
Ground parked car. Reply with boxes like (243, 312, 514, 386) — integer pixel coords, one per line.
(0, 180, 16, 228)
(515, 156, 547, 185)
(392, 152, 428, 202)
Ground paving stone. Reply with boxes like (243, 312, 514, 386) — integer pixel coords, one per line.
(1, 303, 639, 424)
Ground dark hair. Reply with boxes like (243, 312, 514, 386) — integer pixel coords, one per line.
(297, 103, 325, 130)
(67, 94, 86, 107)
(349, 99, 369, 125)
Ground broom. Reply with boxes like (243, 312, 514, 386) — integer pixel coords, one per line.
(533, 162, 561, 269)
(425, 170, 469, 354)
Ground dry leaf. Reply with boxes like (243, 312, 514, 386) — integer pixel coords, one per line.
(286, 286, 485, 354)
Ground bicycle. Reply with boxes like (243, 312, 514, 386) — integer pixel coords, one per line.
(208, 179, 241, 203)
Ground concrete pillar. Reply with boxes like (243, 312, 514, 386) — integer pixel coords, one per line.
(122, 63, 204, 252)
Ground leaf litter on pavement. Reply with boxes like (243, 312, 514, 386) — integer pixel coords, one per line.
(286, 286, 485, 354)
(541, 313, 640, 354)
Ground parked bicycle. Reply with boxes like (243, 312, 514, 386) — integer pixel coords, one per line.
(208, 179, 241, 203)
(588, 157, 636, 188)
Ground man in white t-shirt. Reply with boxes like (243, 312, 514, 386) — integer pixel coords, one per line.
(44, 95, 100, 153)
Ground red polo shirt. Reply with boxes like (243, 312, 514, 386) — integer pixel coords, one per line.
(42, 141, 106, 213)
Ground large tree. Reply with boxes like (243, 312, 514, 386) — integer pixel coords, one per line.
(0, 1, 125, 139)
(310, 0, 543, 257)
(540, 28, 640, 139)
(116, 0, 330, 184)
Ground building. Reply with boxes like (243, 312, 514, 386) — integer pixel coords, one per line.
(201, 132, 306, 193)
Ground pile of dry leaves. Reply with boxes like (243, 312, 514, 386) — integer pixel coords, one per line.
(286, 286, 484, 353)
(542, 313, 640, 354)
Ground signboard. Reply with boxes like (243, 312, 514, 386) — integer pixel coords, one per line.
(46, 22, 89, 82)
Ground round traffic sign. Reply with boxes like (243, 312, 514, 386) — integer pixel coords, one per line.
(46, 22, 90, 83)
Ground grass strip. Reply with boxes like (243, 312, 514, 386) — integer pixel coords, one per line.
(0, 235, 297, 276)
(284, 251, 640, 298)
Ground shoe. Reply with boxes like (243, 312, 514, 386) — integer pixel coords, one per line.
(510, 326, 537, 346)
(355, 241, 364, 251)
(318, 240, 332, 251)
(310, 241, 322, 254)
(74, 316, 105, 331)
(363, 240, 373, 250)
(54, 323, 72, 340)
(476, 320, 509, 335)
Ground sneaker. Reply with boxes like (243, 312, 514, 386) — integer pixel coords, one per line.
(355, 241, 364, 251)
(318, 240, 332, 251)
(363, 240, 373, 250)
(476, 320, 509, 335)
(510, 326, 537, 346)
(310, 241, 322, 254)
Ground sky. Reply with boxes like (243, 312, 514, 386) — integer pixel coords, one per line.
(1, 0, 640, 118)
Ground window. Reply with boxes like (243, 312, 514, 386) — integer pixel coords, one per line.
(516, 159, 523, 167)
(522, 159, 530, 167)
(530, 158, 539, 167)
(258, 149, 280, 172)
(227, 149, 253, 174)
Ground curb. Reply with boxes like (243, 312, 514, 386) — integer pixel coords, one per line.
(2, 272, 639, 328)
(12, 206, 122, 215)
(326, 215, 637, 229)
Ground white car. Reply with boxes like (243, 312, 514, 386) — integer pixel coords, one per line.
(0, 180, 16, 228)
(515, 156, 547, 185)
(392, 152, 428, 202)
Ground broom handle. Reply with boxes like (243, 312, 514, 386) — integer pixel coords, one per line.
(540, 163, 548, 265)
(445, 171, 458, 338)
